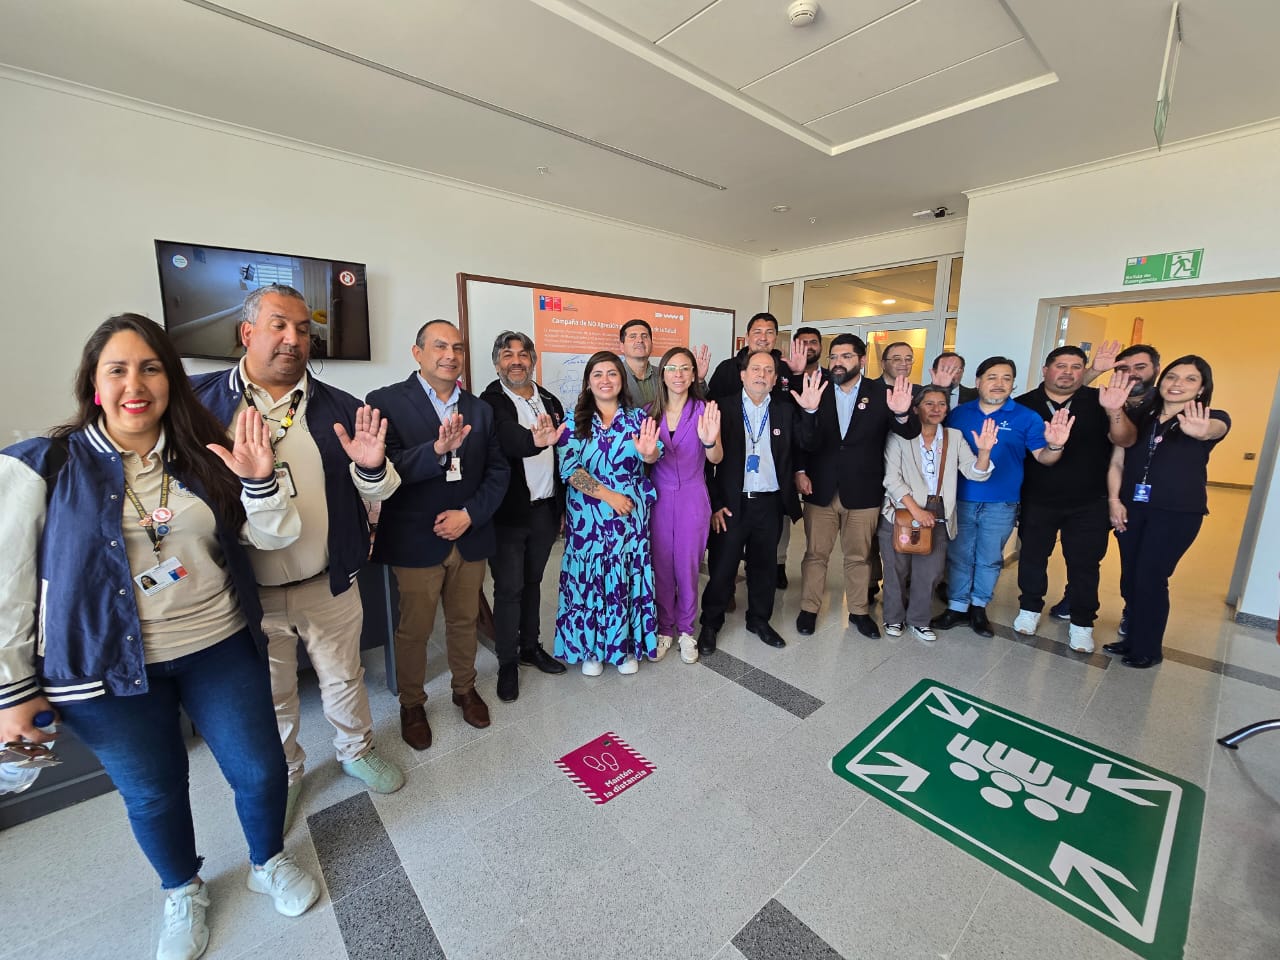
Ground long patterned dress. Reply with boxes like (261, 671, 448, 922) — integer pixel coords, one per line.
(554, 407, 659, 665)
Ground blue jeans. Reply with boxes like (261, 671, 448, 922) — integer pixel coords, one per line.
(57, 628, 287, 889)
(947, 500, 1019, 610)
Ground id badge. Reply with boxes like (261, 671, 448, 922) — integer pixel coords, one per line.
(746, 453, 760, 473)
(1133, 483, 1152, 503)
(274, 461, 297, 498)
(135, 556, 189, 596)
(445, 455, 463, 483)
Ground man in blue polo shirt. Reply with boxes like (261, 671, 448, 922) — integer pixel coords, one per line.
(931, 356, 1074, 637)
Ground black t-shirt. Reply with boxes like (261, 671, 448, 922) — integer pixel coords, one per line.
(1120, 409, 1231, 514)
(1016, 385, 1114, 505)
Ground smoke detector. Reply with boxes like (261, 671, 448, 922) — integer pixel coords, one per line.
(787, 1, 819, 27)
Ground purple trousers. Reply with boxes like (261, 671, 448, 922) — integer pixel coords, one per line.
(651, 481, 711, 636)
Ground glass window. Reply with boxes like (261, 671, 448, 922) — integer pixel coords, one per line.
(802, 261, 937, 322)
(943, 317, 958, 354)
(768, 283, 793, 328)
(947, 257, 963, 313)
(863, 327, 930, 383)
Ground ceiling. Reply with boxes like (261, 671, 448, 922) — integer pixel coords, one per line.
(2, 0, 1278, 255)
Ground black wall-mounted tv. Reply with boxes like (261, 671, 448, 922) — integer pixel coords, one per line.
(155, 240, 371, 362)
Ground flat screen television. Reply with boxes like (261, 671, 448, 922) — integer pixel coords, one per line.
(154, 240, 371, 362)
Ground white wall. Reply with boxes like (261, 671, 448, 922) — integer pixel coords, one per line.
(0, 72, 760, 442)
(761, 219, 967, 285)
(958, 120, 1280, 621)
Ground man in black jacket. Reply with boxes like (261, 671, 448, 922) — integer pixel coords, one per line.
(698, 352, 825, 652)
(367, 320, 509, 749)
(479, 331, 568, 703)
(795, 334, 919, 638)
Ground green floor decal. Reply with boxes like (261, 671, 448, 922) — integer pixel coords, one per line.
(831, 680, 1203, 959)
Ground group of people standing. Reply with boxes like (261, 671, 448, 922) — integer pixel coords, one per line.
(0, 288, 1228, 960)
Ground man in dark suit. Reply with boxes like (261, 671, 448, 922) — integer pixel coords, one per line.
(698, 352, 825, 652)
(367, 320, 509, 749)
(795, 334, 919, 638)
(479, 330, 568, 703)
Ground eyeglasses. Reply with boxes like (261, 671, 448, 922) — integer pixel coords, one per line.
(663, 364, 693, 373)
(922, 446, 937, 477)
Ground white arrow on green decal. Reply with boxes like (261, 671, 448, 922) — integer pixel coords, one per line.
(1086, 763, 1177, 807)
(1050, 843, 1148, 941)
(848, 752, 929, 793)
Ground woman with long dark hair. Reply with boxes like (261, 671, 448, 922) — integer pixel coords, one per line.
(554, 351, 661, 675)
(1105, 355, 1230, 668)
(0, 314, 318, 960)
(648, 346, 721, 663)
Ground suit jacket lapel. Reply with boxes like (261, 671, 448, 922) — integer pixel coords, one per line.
(404, 374, 444, 441)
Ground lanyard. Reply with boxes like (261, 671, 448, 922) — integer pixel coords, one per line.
(743, 402, 770, 453)
(246, 389, 305, 447)
(123, 469, 173, 556)
(1139, 417, 1175, 485)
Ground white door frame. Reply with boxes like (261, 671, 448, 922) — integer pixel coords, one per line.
(1033, 277, 1280, 609)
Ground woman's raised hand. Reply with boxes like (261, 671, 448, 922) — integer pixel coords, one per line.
(697, 401, 721, 446)
(971, 417, 999, 452)
(633, 416, 660, 460)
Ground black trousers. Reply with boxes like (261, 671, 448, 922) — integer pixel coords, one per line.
(489, 502, 559, 667)
(701, 494, 783, 631)
(1016, 498, 1111, 626)
(1116, 505, 1203, 660)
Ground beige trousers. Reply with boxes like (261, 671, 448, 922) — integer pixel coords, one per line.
(261, 575, 372, 784)
(392, 546, 486, 706)
(800, 502, 880, 616)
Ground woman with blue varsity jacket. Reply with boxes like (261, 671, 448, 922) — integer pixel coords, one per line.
(0, 315, 321, 960)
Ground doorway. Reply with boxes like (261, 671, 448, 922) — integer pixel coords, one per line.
(1046, 289, 1280, 646)
(782, 316, 944, 381)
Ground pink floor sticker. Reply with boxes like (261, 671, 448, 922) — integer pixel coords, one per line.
(556, 732, 655, 804)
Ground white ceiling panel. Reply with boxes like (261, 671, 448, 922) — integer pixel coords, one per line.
(743, 0, 1023, 124)
(809, 39, 1047, 143)
(659, 0, 909, 90)
(573, 0, 713, 42)
(3, 0, 1280, 253)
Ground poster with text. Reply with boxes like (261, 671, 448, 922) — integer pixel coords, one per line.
(533, 289, 690, 413)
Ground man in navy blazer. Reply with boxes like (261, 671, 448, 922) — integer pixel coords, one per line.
(366, 320, 509, 749)
(795, 334, 919, 639)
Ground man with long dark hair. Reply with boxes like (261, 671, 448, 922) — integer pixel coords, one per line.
(480, 331, 567, 702)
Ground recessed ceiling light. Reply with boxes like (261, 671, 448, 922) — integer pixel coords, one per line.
(808, 217, 818, 225)
(772, 204, 791, 213)
(882, 298, 896, 305)
(537, 165, 550, 175)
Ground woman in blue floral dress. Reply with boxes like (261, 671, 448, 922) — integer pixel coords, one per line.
(555, 351, 661, 675)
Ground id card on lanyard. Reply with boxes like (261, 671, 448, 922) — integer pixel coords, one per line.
(744, 403, 769, 473)
(1135, 419, 1171, 502)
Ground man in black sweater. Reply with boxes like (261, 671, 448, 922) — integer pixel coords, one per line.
(1012, 346, 1136, 652)
(479, 331, 568, 702)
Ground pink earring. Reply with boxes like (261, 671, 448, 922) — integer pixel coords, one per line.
(93, 391, 101, 405)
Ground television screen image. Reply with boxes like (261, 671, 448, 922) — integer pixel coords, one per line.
(154, 240, 371, 362)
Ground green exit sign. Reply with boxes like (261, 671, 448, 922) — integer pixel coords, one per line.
(1123, 249, 1203, 285)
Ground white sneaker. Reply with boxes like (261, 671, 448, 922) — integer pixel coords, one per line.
(581, 659, 603, 677)
(1068, 625, 1095, 653)
(617, 656, 639, 675)
(653, 635, 673, 661)
(246, 852, 320, 918)
(677, 632, 699, 664)
(884, 623, 904, 638)
(157, 880, 209, 960)
(1013, 610, 1041, 635)
(910, 625, 936, 643)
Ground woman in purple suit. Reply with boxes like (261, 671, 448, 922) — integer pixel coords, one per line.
(649, 347, 722, 664)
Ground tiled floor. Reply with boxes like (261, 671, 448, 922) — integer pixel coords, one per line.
(2, 488, 1277, 959)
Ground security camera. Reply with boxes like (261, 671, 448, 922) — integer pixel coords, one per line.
(912, 206, 951, 219)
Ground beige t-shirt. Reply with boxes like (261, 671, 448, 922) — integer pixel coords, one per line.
(113, 430, 245, 663)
